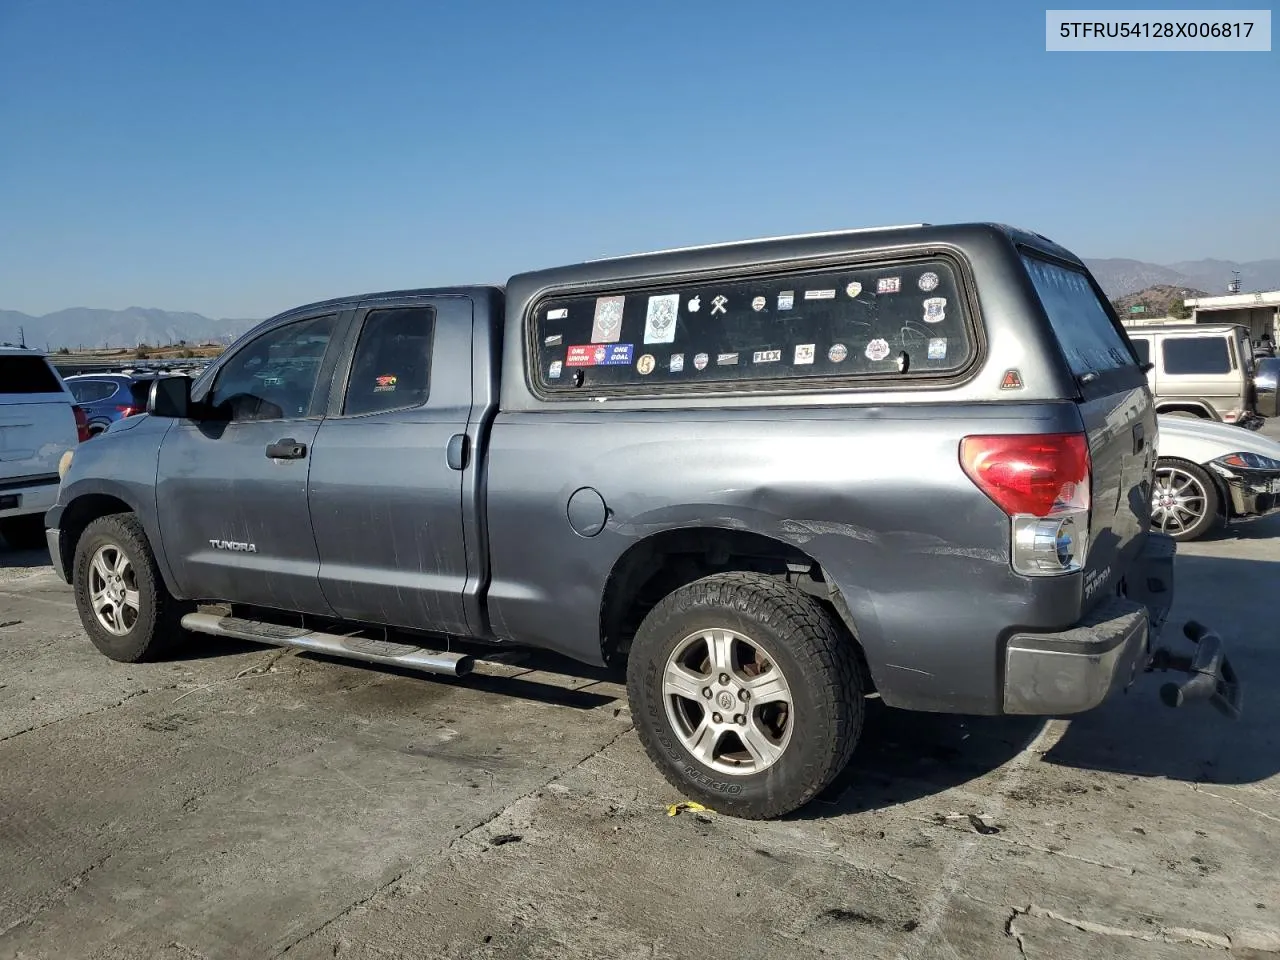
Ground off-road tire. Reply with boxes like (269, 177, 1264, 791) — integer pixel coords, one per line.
(627, 571, 864, 820)
(0, 514, 47, 551)
(73, 513, 187, 662)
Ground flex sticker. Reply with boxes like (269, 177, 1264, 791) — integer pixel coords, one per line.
(864, 339, 890, 362)
(753, 349, 781, 364)
(547, 307, 569, 320)
(846, 282, 862, 298)
(544, 333, 563, 347)
(591, 296, 625, 343)
(693, 352, 709, 370)
(548, 360, 563, 379)
(644, 294, 679, 344)
(927, 337, 947, 360)
(777, 291, 795, 310)
(804, 289, 835, 301)
(716, 352, 738, 366)
(918, 272, 939, 292)
(828, 343, 848, 362)
(794, 344, 815, 365)
(670, 353, 685, 373)
(923, 297, 947, 323)
(636, 353, 656, 375)
(877, 277, 901, 294)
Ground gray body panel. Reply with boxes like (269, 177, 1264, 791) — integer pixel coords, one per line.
(48, 224, 1157, 718)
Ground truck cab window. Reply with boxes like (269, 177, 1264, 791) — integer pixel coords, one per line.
(342, 307, 435, 416)
(208, 314, 336, 421)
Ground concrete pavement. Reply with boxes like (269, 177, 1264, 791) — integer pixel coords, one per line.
(1, 516, 1278, 959)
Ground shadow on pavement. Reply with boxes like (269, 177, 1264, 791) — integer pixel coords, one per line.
(1041, 552, 1279, 786)
(0, 544, 51, 569)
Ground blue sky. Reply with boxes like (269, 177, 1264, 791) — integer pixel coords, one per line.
(1, 0, 1276, 318)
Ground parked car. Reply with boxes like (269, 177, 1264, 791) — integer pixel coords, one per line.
(1153, 414, 1280, 541)
(63, 373, 152, 436)
(1, 346, 89, 549)
(47, 223, 1241, 819)
(1126, 323, 1270, 425)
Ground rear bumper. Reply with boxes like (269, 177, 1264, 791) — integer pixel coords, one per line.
(0, 475, 60, 519)
(1002, 532, 1178, 716)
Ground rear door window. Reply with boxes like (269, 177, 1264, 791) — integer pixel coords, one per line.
(0, 356, 64, 395)
(532, 259, 975, 393)
(1161, 337, 1232, 375)
(1022, 255, 1136, 376)
(1129, 337, 1150, 366)
(342, 306, 435, 416)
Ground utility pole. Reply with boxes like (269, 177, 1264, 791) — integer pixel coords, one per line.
(18, 326, 25, 347)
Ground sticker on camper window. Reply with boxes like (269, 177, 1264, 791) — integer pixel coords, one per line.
(374, 375, 398, 393)
(644, 294, 679, 344)
(591, 296, 626, 343)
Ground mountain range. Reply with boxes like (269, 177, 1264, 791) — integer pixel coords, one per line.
(4, 255, 1280, 350)
(1083, 257, 1280, 299)
(0, 307, 258, 352)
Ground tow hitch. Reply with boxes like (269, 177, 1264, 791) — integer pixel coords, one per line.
(1148, 621, 1242, 720)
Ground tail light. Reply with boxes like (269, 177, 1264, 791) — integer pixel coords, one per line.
(960, 433, 1091, 576)
(115, 404, 143, 417)
(72, 405, 91, 443)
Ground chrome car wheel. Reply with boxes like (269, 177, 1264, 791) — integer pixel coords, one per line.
(1152, 464, 1209, 536)
(662, 628, 794, 775)
(88, 543, 140, 636)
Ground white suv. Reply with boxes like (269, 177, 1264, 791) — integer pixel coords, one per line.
(0, 346, 86, 550)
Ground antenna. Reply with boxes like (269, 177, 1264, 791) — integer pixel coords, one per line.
(18, 326, 25, 348)
(1228, 271, 1242, 294)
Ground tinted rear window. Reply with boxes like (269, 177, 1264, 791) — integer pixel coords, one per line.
(1162, 337, 1232, 375)
(0, 356, 63, 394)
(68, 379, 119, 403)
(532, 259, 974, 393)
(1022, 255, 1135, 376)
(1130, 337, 1150, 365)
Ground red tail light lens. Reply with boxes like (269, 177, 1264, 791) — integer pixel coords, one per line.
(960, 433, 1091, 517)
(116, 404, 142, 417)
(72, 405, 91, 443)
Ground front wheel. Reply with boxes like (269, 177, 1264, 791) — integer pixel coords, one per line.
(72, 513, 188, 662)
(627, 572, 864, 820)
(1152, 459, 1220, 541)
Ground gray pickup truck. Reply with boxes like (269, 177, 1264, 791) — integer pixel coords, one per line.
(45, 223, 1242, 819)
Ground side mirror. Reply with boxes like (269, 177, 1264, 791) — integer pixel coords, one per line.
(147, 376, 193, 419)
(1254, 357, 1280, 419)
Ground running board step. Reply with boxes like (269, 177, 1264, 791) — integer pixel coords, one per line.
(179, 613, 475, 677)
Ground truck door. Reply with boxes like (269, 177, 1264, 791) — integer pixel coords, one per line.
(155, 311, 346, 613)
(307, 297, 473, 636)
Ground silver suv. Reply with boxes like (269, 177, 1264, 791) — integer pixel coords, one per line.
(1126, 323, 1264, 424)
(0, 346, 85, 549)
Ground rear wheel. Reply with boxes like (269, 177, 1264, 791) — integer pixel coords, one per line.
(72, 514, 188, 662)
(0, 514, 47, 551)
(1152, 458, 1219, 541)
(627, 572, 863, 820)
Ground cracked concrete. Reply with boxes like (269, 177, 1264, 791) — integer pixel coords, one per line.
(2, 502, 1280, 959)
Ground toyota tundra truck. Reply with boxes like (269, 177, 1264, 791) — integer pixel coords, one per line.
(45, 223, 1241, 819)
